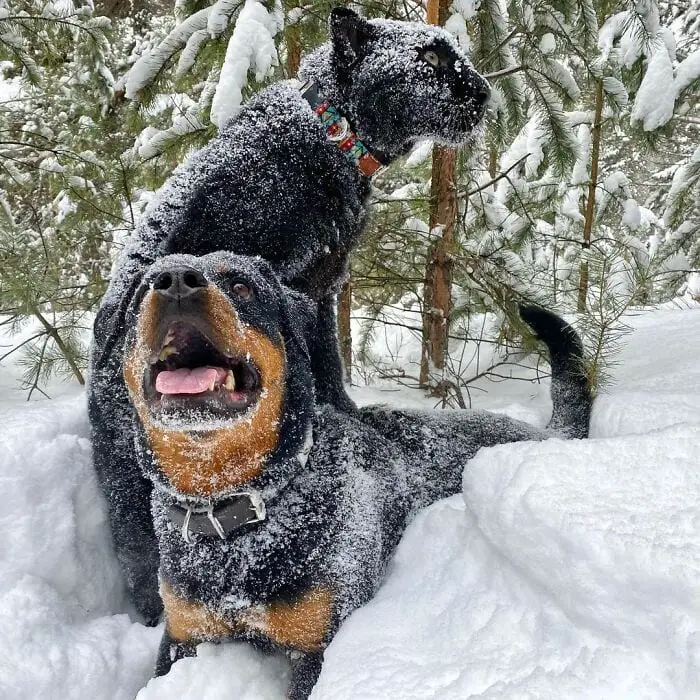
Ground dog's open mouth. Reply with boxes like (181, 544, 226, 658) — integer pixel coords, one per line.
(144, 321, 261, 423)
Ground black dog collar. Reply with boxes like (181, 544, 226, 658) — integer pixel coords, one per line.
(167, 491, 266, 544)
(300, 80, 387, 178)
(162, 426, 313, 545)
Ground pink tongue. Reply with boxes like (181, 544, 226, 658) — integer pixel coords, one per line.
(155, 367, 227, 395)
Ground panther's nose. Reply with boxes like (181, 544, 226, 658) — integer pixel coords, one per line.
(456, 65, 492, 110)
(152, 267, 208, 300)
(474, 79, 491, 108)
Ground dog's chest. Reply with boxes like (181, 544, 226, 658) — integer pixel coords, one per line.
(152, 478, 339, 601)
(153, 481, 340, 651)
(161, 580, 334, 652)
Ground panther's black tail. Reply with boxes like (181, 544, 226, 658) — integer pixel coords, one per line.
(519, 304, 592, 439)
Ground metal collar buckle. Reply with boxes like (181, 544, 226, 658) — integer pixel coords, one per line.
(172, 491, 266, 545)
(326, 117, 350, 142)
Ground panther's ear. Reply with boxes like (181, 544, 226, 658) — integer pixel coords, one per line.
(330, 7, 373, 65)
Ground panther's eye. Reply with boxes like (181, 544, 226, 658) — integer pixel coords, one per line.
(423, 50, 440, 67)
(232, 282, 253, 300)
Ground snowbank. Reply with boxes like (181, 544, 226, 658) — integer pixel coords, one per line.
(0, 398, 160, 700)
(1, 306, 699, 698)
(314, 425, 700, 698)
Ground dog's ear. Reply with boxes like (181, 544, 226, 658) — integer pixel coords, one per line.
(330, 7, 373, 65)
(248, 259, 315, 362)
(279, 286, 317, 362)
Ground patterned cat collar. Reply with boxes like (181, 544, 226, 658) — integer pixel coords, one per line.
(300, 81, 387, 178)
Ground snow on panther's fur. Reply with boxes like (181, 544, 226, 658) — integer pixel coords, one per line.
(89, 9, 490, 625)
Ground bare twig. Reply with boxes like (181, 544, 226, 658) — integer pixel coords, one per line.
(30, 308, 85, 385)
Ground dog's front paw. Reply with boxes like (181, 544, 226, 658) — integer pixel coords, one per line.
(134, 585, 164, 627)
(154, 632, 197, 676)
(287, 650, 323, 700)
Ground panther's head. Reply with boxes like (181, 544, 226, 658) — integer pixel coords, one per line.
(299, 8, 490, 158)
(122, 253, 315, 498)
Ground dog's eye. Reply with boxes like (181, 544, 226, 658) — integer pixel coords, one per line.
(232, 282, 253, 300)
(423, 50, 440, 68)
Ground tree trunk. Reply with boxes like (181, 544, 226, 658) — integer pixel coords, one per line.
(419, 261, 435, 387)
(284, 10, 302, 77)
(419, 0, 457, 391)
(426, 0, 440, 24)
(577, 79, 604, 312)
(488, 144, 498, 179)
(337, 280, 353, 384)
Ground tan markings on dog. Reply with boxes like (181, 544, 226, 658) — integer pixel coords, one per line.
(240, 587, 334, 652)
(161, 581, 237, 642)
(124, 287, 285, 497)
(162, 583, 333, 652)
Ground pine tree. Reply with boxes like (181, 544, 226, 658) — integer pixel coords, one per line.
(119, 0, 284, 164)
(0, 0, 138, 392)
(351, 0, 694, 400)
(3, 0, 697, 397)
(656, 0, 700, 300)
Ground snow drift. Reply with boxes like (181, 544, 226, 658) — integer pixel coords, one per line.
(1, 305, 699, 699)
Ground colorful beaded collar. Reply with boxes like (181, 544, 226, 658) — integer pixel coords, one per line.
(300, 81, 387, 178)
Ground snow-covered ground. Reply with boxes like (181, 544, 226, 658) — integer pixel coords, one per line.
(1, 304, 699, 699)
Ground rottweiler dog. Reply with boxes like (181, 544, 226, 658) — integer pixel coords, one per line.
(122, 253, 591, 699)
(90, 8, 491, 623)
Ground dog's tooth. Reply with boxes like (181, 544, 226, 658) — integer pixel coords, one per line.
(159, 345, 178, 361)
(164, 329, 175, 345)
(224, 370, 235, 391)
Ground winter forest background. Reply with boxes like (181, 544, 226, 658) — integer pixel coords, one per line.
(0, 0, 699, 401)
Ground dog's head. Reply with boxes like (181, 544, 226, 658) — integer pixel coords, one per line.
(299, 8, 490, 157)
(123, 253, 315, 498)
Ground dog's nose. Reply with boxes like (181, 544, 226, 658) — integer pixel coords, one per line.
(152, 267, 208, 300)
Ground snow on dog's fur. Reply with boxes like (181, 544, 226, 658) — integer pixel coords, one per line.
(89, 9, 490, 624)
(121, 253, 590, 699)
